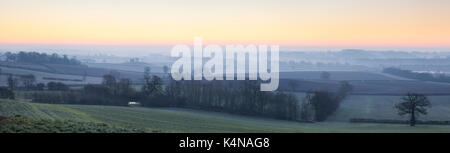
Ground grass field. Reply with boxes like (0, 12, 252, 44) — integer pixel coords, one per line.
(327, 95, 450, 122)
(0, 116, 147, 133)
(2, 99, 450, 133)
(280, 79, 450, 95)
(0, 66, 103, 86)
(290, 92, 450, 122)
(279, 71, 406, 81)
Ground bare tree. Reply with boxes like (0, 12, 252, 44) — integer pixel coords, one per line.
(300, 93, 315, 122)
(395, 93, 431, 126)
(20, 74, 36, 90)
(144, 66, 151, 84)
(7, 75, 18, 90)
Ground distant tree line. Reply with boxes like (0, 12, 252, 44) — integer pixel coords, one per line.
(6, 74, 37, 90)
(383, 67, 450, 83)
(28, 75, 300, 120)
(5, 73, 69, 91)
(28, 74, 135, 106)
(27, 74, 353, 122)
(24, 65, 353, 122)
(3, 51, 81, 65)
(155, 80, 299, 120)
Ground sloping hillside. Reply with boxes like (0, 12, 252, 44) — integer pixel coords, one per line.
(2, 99, 450, 133)
(0, 116, 147, 133)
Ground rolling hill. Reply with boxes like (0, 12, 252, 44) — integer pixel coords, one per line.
(2, 99, 450, 133)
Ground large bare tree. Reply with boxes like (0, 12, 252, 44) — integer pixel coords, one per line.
(395, 93, 431, 126)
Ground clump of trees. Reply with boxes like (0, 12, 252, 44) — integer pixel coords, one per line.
(7, 75, 18, 90)
(299, 81, 353, 122)
(28, 72, 301, 120)
(0, 87, 15, 99)
(155, 79, 299, 120)
(306, 91, 340, 121)
(23, 65, 354, 121)
(20, 74, 36, 90)
(395, 93, 432, 126)
(6, 74, 37, 90)
(5, 73, 70, 91)
(4, 51, 81, 65)
(29, 74, 137, 106)
(26, 71, 354, 121)
(100, 74, 136, 99)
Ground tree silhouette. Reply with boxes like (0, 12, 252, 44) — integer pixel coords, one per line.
(142, 75, 163, 97)
(7, 75, 18, 90)
(20, 74, 36, 90)
(395, 93, 431, 126)
(144, 66, 151, 84)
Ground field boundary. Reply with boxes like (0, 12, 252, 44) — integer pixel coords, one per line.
(350, 118, 450, 125)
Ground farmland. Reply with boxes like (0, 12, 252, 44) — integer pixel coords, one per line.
(2, 98, 450, 133)
(290, 92, 450, 122)
(3, 60, 450, 95)
(279, 71, 409, 81)
(279, 79, 450, 95)
(0, 66, 103, 86)
(1, 58, 450, 132)
(0, 61, 148, 85)
(0, 116, 147, 133)
(86, 62, 166, 73)
(327, 95, 450, 122)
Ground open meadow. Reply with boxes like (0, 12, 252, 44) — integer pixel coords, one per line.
(328, 95, 450, 122)
(2, 99, 450, 133)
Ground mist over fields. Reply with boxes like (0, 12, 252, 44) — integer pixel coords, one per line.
(1, 47, 450, 133)
(1, 47, 450, 94)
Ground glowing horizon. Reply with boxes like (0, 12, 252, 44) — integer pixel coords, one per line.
(1, 0, 450, 48)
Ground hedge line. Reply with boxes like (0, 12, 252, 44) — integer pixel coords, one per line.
(349, 118, 450, 125)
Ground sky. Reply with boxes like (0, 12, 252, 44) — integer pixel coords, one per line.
(0, 0, 450, 50)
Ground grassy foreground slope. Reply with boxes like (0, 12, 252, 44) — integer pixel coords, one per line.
(0, 116, 147, 133)
(0, 99, 148, 133)
(2, 99, 450, 132)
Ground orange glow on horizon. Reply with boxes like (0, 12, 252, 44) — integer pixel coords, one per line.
(1, 0, 449, 48)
